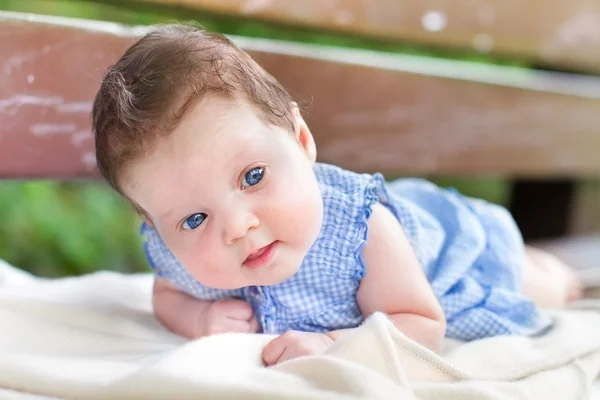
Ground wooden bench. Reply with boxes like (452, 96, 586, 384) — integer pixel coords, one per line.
(132, 0, 600, 73)
(1, 4, 599, 285)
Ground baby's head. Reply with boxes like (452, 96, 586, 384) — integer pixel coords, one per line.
(92, 24, 323, 289)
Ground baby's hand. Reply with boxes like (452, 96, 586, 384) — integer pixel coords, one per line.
(198, 298, 259, 336)
(262, 331, 334, 366)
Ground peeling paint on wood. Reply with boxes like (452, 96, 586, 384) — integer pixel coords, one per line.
(30, 123, 77, 137)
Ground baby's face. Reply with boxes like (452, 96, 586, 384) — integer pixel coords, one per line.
(124, 97, 323, 289)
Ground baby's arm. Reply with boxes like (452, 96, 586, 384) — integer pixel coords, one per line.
(153, 277, 259, 338)
(351, 202, 446, 351)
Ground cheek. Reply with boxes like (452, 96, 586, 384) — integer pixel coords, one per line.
(167, 234, 235, 287)
(262, 177, 322, 246)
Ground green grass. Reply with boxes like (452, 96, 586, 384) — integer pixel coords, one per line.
(0, 181, 148, 276)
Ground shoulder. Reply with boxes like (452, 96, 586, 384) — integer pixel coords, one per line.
(307, 165, 394, 280)
(363, 202, 410, 256)
(314, 163, 382, 217)
(313, 162, 373, 191)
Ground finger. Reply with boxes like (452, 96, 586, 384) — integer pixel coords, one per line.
(262, 336, 287, 366)
(273, 348, 297, 365)
(248, 316, 260, 333)
(218, 299, 254, 320)
(207, 319, 253, 335)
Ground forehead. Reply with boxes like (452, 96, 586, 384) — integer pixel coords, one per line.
(121, 96, 289, 212)
(178, 95, 265, 141)
(131, 96, 271, 169)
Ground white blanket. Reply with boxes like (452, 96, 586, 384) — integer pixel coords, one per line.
(0, 259, 599, 400)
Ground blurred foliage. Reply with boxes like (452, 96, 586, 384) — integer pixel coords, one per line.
(0, 0, 513, 277)
(0, 181, 147, 276)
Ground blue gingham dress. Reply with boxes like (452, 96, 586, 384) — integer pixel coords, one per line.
(143, 163, 551, 341)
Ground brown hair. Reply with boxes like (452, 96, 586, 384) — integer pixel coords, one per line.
(92, 23, 296, 196)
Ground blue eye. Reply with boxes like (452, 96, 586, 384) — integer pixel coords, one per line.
(242, 167, 264, 188)
(182, 213, 207, 230)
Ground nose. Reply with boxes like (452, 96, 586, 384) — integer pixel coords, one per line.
(223, 209, 260, 245)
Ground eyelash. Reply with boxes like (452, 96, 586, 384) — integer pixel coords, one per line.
(240, 165, 267, 190)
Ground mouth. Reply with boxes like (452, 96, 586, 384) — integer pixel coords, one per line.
(243, 241, 278, 269)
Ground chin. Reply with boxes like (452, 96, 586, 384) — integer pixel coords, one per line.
(190, 273, 247, 290)
(203, 281, 244, 290)
(261, 276, 290, 287)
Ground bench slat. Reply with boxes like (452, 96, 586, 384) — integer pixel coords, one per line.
(134, 0, 600, 73)
(2, 12, 600, 179)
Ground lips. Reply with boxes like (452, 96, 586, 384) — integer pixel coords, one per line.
(243, 241, 278, 269)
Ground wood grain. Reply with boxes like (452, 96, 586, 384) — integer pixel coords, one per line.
(135, 0, 600, 73)
(2, 11, 600, 179)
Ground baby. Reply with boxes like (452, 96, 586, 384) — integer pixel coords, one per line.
(92, 24, 581, 366)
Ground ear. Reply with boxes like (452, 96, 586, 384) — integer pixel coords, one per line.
(291, 103, 316, 164)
